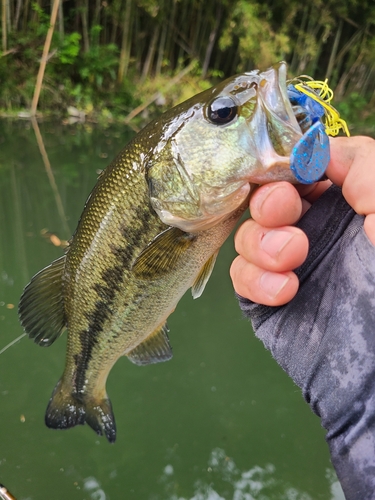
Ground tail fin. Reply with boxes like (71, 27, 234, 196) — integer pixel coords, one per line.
(45, 380, 117, 443)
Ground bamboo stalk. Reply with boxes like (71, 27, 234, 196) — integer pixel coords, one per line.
(94, 0, 101, 26)
(30, 0, 60, 116)
(165, 0, 176, 68)
(81, 0, 90, 52)
(117, 0, 132, 83)
(23, 0, 30, 30)
(191, 0, 201, 56)
(2, 0, 7, 53)
(5, 0, 10, 36)
(13, 0, 22, 30)
(290, 5, 308, 74)
(335, 29, 362, 67)
(155, 22, 167, 77)
(141, 25, 160, 82)
(326, 18, 343, 81)
(202, 3, 221, 78)
(58, 0, 64, 39)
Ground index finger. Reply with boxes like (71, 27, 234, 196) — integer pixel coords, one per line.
(327, 136, 375, 216)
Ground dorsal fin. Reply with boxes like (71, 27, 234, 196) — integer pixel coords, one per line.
(132, 227, 196, 279)
(127, 323, 172, 366)
(18, 255, 66, 347)
(191, 250, 219, 299)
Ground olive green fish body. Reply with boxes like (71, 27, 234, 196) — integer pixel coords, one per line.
(57, 144, 245, 440)
(19, 62, 306, 442)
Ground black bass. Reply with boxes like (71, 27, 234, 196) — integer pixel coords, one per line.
(19, 62, 311, 443)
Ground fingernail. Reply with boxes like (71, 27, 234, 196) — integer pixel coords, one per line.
(260, 271, 290, 299)
(252, 184, 286, 216)
(261, 230, 294, 258)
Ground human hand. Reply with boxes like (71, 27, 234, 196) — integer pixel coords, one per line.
(230, 136, 375, 306)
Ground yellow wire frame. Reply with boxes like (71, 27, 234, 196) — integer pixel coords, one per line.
(293, 80, 350, 137)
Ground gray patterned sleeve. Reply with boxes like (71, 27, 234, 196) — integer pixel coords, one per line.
(237, 185, 375, 499)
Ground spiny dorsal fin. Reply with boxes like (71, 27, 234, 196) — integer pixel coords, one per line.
(132, 227, 196, 279)
(191, 250, 219, 299)
(18, 255, 66, 347)
(127, 323, 172, 366)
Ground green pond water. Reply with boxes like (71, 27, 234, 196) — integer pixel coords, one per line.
(0, 119, 344, 500)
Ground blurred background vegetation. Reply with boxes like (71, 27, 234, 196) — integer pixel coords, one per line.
(1, 0, 375, 128)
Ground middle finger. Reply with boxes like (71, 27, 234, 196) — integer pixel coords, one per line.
(234, 219, 309, 273)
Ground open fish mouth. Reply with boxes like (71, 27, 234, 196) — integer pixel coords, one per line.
(254, 63, 348, 185)
(291, 104, 314, 133)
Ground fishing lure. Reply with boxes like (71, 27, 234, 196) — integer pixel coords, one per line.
(287, 77, 350, 184)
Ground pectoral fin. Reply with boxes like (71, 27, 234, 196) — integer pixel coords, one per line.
(127, 323, 172, 366)
(18, 255, 66, 346)
(191, 250, 219, 299)
(132, 227, 196, 279)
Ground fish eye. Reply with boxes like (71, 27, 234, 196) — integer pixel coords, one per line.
(207, 96, 238, 125)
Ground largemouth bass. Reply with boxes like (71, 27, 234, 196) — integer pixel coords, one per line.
(18, 62, 323, 443)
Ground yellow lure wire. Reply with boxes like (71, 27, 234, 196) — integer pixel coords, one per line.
(293, 78, 350, 137)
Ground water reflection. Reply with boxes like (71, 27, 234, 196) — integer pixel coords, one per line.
(156, 448, 345, 500)
(0, 119, 341, 499)
(83, 477, 107, 500)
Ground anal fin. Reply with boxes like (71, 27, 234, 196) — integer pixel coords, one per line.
(127, 323, 172, 366)
(191, 250, 219, 299)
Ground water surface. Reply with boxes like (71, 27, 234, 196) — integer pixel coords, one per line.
(0, 119, 343, 499)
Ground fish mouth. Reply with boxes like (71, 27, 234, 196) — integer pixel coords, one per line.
(291, 105, 313, 134)
(244, 62, 303, 184)
(246, 62, 328, 185)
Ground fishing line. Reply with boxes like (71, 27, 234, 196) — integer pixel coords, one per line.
(0, 333, 26, 356)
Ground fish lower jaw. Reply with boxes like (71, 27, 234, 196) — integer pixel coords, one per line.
(155, 184, 251, 232)
(248, 162, 297, 184)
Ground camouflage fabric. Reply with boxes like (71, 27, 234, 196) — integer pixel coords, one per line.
(237, 185, 375, 499)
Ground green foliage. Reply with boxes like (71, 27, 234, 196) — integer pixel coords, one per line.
(220, 0, 291, 70)
(31, 2, 50, 24)
(78, 43, 118, 88)
(336, 92, 367, 123)
(0, 0, 375, 123)
(58, 33, 81, 65)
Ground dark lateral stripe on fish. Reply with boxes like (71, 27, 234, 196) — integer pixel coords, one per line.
(72, 213, 160, 395)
